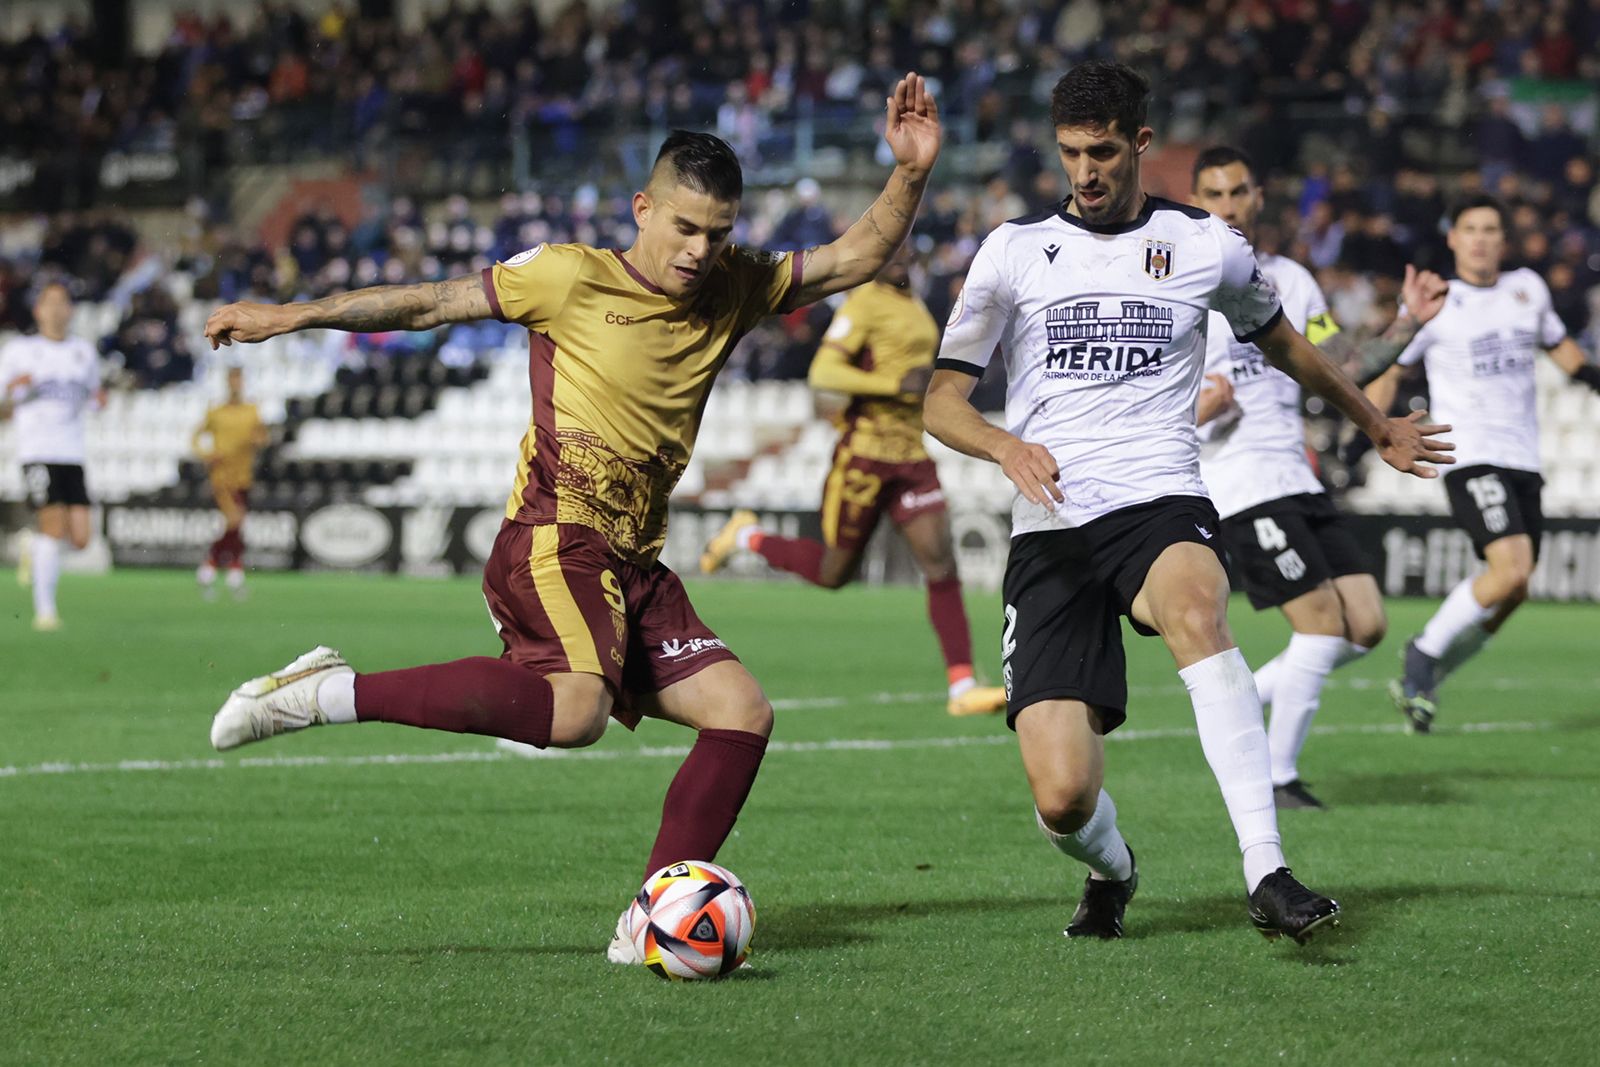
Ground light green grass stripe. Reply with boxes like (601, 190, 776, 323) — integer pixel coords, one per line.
(0, 717, 1554, 779)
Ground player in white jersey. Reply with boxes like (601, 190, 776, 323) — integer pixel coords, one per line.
(924, 62, 1453, 943)
(0, 283, 103, 631)
(1367, 195, 1600, 732)
(1190, 146, 1449, 809)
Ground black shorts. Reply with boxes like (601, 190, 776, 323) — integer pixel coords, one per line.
(1219, 493, 1374, 610)
(22, 463, 90, 509)
(1001, 495, 1225, 733)
(1443, 465, 1544, 561)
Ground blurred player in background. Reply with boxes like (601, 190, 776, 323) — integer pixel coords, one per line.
(700, 245, 1006, 717)
(191, 367, 267, 600)
(201, 75, 942, 963)
(0, 282, 103, 631)
(1367, 195, 1600, 732)
(1190, 146, 1448, 808)
(925, 62, 1451, 943)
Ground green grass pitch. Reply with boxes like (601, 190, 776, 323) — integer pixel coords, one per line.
(4, 570, 1598, 1065)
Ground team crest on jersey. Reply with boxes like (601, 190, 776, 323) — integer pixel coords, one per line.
(1513, 288, 1528, 304)
(1142, 239, 1175, 281)
(505, 245, 544, 266)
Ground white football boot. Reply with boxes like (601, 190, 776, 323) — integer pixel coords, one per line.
(211, 645, 351, 751)
(606, 905, 643, 965)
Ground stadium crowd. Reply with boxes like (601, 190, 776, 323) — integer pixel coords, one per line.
(0, 0, 1597, 391)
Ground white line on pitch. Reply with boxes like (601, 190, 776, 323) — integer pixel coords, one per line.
(771, 676, 1600, 710)
(0, 718, 1559, 780)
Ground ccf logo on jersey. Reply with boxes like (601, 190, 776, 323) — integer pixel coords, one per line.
(1143, 239, 1175, 281)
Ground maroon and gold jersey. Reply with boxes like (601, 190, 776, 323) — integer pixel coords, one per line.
(809, 281, 938, 463)
(196, 401, 265, 491)
(483, 242, 802, 565)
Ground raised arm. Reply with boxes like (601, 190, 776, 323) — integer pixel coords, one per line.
(1313, 265, 1448, 386)
(204, 273, 493, 350)
(924, 369, 1063, 506)
(785, 73, 942, 307)
(1254, 315, 1453, 478)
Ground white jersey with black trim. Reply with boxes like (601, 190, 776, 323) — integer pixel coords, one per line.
(0, 334, 101, 465)
(1198, 253, 1331, 518)
(1395, 267, 1565, 474)
(936, 196, 1283, 533)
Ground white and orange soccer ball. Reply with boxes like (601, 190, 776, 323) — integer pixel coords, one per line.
(624, 860, 755, 980)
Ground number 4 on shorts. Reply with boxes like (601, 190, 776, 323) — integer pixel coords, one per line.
(1254, 517, 1287, 552)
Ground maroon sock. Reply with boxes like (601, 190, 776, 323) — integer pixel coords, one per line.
(207, 532, 228, 568)
(644, 728, 768, 879)
(926, 576, 974, 671)
(354, 657, 554, 748)
(754, 533, 826, 585)
(228, 527, 246, 564)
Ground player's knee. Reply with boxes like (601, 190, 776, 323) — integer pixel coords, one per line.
(548, 680, 612, 748)
(1349, 614, 1387, 650)
(705, 691, 774, 737)
(1163, 594, 1229, 651)
(918, 554, 958, 584)
(68, 530, 90, 550)
(1291, 588, 1345, 636)
(737, 695, 775, 738)
(1036, 781, 1100, 835)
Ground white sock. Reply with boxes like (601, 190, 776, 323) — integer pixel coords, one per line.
(734, 523, 764, 552)
(1253, 652, 1283, 707)
(197, 563, 216, 587)
(1436, 624, 1490, 685)
(1267, 634, 1346, 787)
(316, 671, 358, 723)
(1257, 638, 1368, 708)
(1336, 639, 1371, 669)
(226, 567, 245, 590)
(1035, 790, 1134, 881)
(1415, 576, 1493, 659)
(31, 532, 62, 619)
(948, 675, 977, 699)
(1179, 648, 1285, 893)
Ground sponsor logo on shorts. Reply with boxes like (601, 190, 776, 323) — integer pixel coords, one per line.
(1275, 548, 1307, 581)
(658, 637, 727, 661)
(900, 488, 945, 512)
(1194, 523, 1214, 540)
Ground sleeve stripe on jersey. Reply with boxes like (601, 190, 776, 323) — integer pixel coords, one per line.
(934, 357, 985, 377)
(1234, 305, 1284, 344)
(779, 251, 806, 313)
(480, 267, 507, 323)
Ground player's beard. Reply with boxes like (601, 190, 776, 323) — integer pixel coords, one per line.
(1074, 179, 1133, 225)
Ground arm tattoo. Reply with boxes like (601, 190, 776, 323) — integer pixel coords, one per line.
(1345, 314, 1422, 387)
(299, 283, 436, 332)
(297, 276, 484, 333)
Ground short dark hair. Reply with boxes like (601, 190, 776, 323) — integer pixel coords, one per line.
(1191, 145, 1259, 189)
(650, 130, 743, 202)
(1050, 61, 1150, 138)
(1450, 193, 1507, 229)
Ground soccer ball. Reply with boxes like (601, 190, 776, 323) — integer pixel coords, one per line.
(625, 860, 755, 980)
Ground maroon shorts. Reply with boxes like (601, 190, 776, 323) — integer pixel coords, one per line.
(481, 521, 738, 728)
(820, 441, 947, 553)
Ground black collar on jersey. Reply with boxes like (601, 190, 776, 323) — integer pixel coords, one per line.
(1036, 194, 1207, 235)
